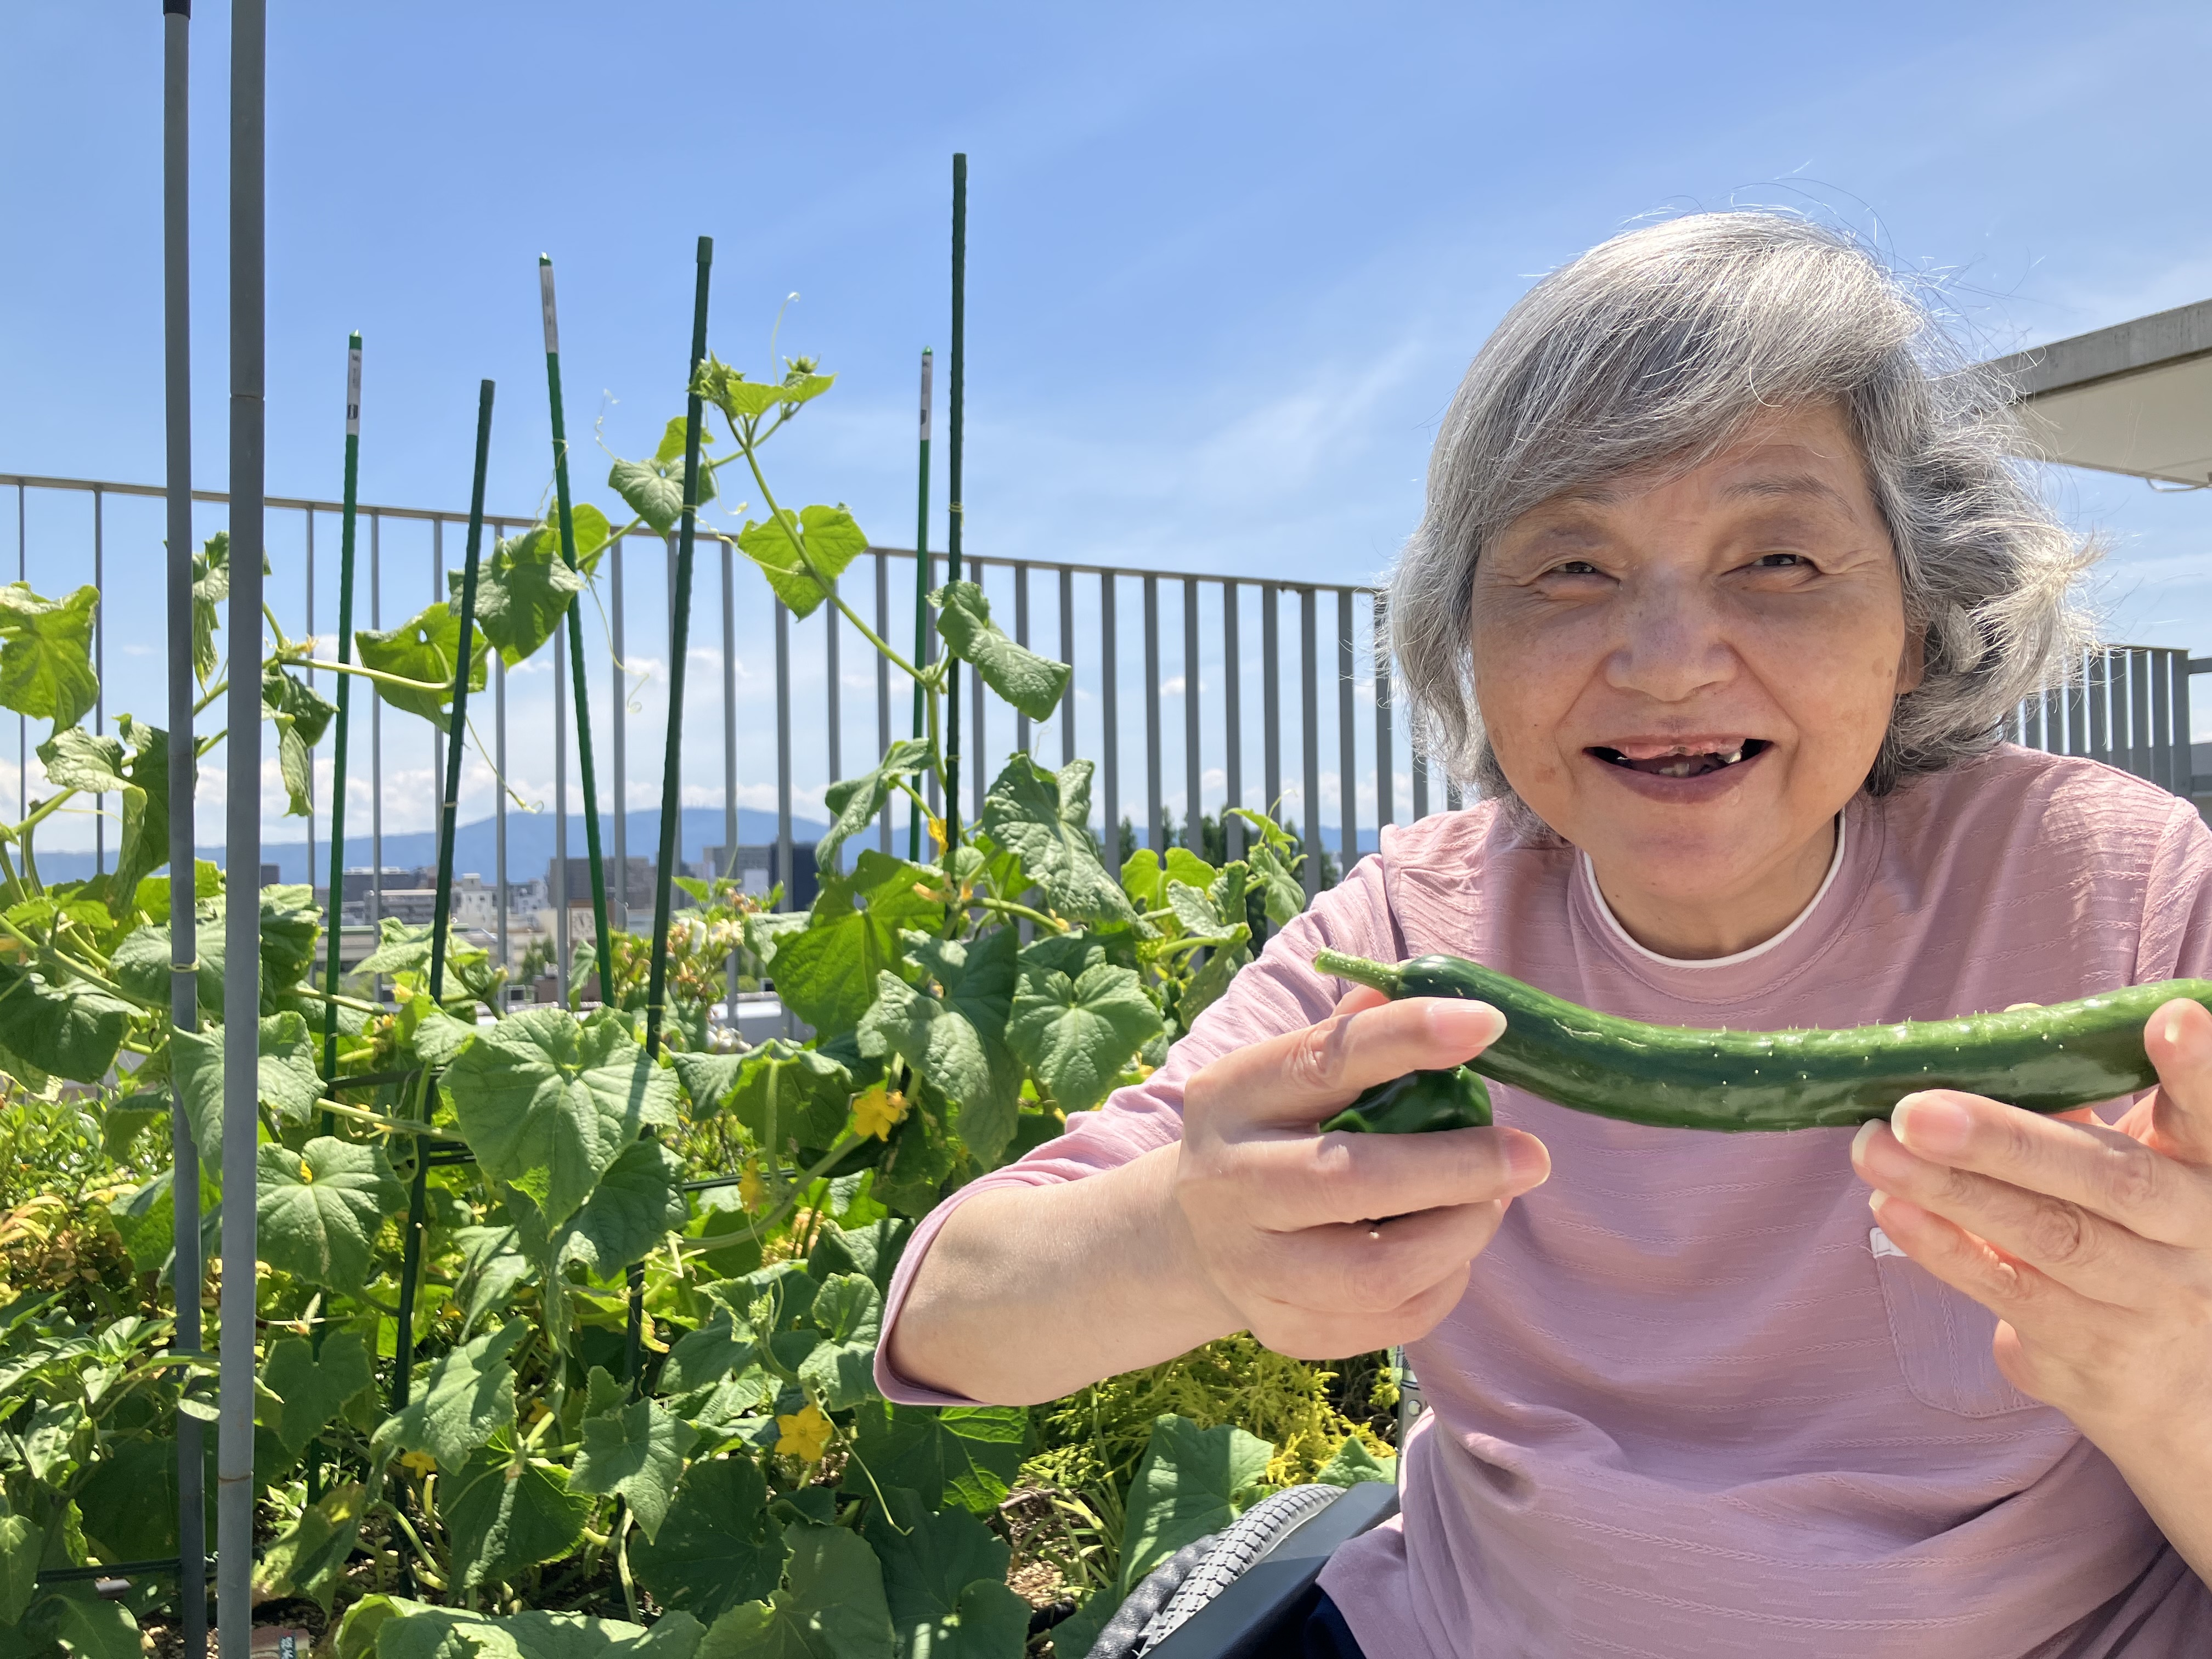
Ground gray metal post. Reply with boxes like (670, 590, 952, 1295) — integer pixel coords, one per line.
(2131, 648, 2153, 780)
(370, 513, 382, 925)
(1373, 593, 1392, 834)
(1144, 574, 1163, 853)
(1014, 562, 1031, 755)
(93, 488, 104, 875)
(430, 521, 445, 800)
(1338, 589, 1357, 878)
(1300, 589, 1321, 899)
(1413, 751, 1429, 821)
(972, 659, 986, 812)
(1059, 568, 1075, 768)
(162, 5, 206, 1647)
(724, 542, 741, 872)
(218, 2, 266, 1649)
(827, 599, 842, 791)
(1262, 584, 1281, 825)
(775, 601, 792, 907)
(1184, 577, 1201, 854)
(1222, 582, 1242, 861)
(611, 538, 627, 927)
(302, 509, 312, 884)
(874, 550, 890, 851)
(1101, 573, 1119, 861)
(2176, 654, 2195, 795)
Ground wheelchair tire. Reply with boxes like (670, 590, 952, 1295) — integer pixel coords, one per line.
(1130, 1484, 1347, 1655)
(1082, 1532, 1224, 1659)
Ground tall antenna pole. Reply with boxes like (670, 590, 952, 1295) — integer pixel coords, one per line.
(907, 347, 932, 858)
(943, 154, 967, 848)
(540, 257, 616, 1001)
(161, 2, 205, 1650)
(217, 0, 266, 1651)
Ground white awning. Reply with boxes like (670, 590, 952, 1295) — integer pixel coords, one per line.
(1983, 298, 2212, 486)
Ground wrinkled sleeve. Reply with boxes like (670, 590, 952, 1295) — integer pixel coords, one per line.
(2134, 797, 2212, 983)
(873, 847, 1409, 1403)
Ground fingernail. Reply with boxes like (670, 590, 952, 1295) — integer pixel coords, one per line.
(1866, 1188, 1888, 1216)
(1505, 1136, 1550, 1188)
(1893, 1093, 1970, 1155)
(2165, 1008, 2186, 1049)
(1437, 1000, 1506, 1045)
(1850, 1119, 1882, 1164)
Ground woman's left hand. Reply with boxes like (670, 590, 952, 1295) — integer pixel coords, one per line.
(1852, 995, 2212, 1572)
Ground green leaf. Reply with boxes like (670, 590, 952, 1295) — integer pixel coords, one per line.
(0, 582, 99, 731)
(608, 420, 716, 534)
(171, 1011, 327, 1163)
(191, 531, 229, 685)
(509, 1136, 687, 1280)
(0, 962, 133, 1084)
(260, 1330, 376, 1458)
(443, 1436, 591, 1590)
(257, 1480, 368, 1612)
(442, 1007, 679, 1230)
(693, 356, 836, 424)
(454, 524, 585, 668)
(112, 886, 319, 1020)
(1314, 1436, 1395, 1488)
(842, 1403, 1030, 1516)
(257, 882, 325, 993)
(257, 1136, 407, 1288)
(1166, 881, 1231, 940)
(630, 1457, 789, 1622)
(569, 1397, 698, 1543)
(566, 504, 615, 578)
(28, 1585, 141, 1659)
(36, 726, 125, 793)
(354, 601, 489, 732)
(264, 663, 338, 817)
(372, 1318, 528, 1471)
(819, 738, 935, 872)
(979, 757, 1139, 928)
(1120, 1414, 1273, 1590)
(929, 583, 1070, 723)
(94, 714, 168, 913)
(353, 915, 485, 984)
(736, 506, 867, 622)
(0, 1513, 38, 1626)
(655, 413, 713, 467)
(378, 1607, 704, 1659)
(727, 1042, 853, 1155)
(669, 1050, 744, 1116)
(805, 1218, 913, 1295)
(453, 1225, 537, 1336)
(856, 928, 1022, 1164)
(74, 1436, 208, 1565)
(657, 1308, 761, 1398)
(771, 852, 945, 1036)
(797, 1272, 882, 1412)
(861, 1488, 1029, 1659)
(693, 1522, 893, 1659)
(1007, 960, 1161, 1114)
(1178, 929, 1251, 1026)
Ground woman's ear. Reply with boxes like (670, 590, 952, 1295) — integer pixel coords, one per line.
(1894, 625, 1927, 696)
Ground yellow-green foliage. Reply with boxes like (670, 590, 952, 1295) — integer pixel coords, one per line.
(1032, 1335, 1395, 1490)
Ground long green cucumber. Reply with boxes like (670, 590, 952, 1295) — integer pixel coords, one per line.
(1313, 948, 2212, 1132)
(1321, 1065, 1493, 1135)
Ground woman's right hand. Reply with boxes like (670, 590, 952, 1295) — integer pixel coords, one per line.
(1172, 985, 1552, 1359)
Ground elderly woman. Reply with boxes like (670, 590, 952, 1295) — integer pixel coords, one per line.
(879, 215, 2212, 1656)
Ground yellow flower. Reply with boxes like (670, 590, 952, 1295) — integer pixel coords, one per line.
(737, 1163, 766, 1211)
(776, 1401, 833, 1463)
(927, 816, 948, 854)
(851, 1085, 909, 1142)
(400, 1449, 437, 1476)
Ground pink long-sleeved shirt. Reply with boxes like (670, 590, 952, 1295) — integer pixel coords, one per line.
(877, 747, 2212, 1657)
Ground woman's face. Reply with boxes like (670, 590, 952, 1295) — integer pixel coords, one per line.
(1471, 400, 1921, 954)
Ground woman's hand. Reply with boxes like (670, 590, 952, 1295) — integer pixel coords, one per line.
(1850, 996, 2212, 1577)
(1174, 985, 1552, 1361)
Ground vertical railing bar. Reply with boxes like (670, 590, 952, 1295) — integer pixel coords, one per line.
(2045, 683, 2065, 760)
(2089, 649, 2110, 763)
(2067, 652, 2089, 758)
(1223, 579, 1242, 862)
(1101, 573, 1119, 865)
(1300, 589, 1322, 899)
(2131, 647, 2153, 781)
(827, 592, 842, 806)
(2152, 648, 2175, 793)
(776, 599, 793, 909)
(1338, 589, 1357, 883)
(302, 507, 313, 891)
(972, 658, 986, 822)
(2175, 652, 2194, 800)
(1184, 575, 1202, 854)
(1144, 573, 1163, 853)
(430, 520, 444, 818)
(16, 483, 22, 822)
(1059, 566, 1075, 770)
(876, 550, 891, 853)
(1262, 583, 1281, 831)
(924, 555, 940, 815)
(1015, 561, 1031, 757)
(611, 537, 628, 934)
(93, 487, 104, 876)
(1373, 592, 1392, 836)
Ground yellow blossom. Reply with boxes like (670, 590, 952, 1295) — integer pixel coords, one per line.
(852, 1085, 909, 1141)
(776, 1401, 833, 1463)
(927, 816, 948, 854)
(400, 1449, 437, 1476)
(737, 1163, 766, 1211)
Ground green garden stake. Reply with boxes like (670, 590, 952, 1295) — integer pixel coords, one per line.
(428, 379, 494, 1005)
(944, 153, 967, 849)
(634, 235, 713, 1387)
(907, 346, 932, 860)
(318, 333, 362, 1120)
(541, 256, 617, 1003)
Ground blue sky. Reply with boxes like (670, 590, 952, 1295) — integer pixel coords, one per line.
(4, 2, 2211, 855)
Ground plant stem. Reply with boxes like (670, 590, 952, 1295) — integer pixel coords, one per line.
(972, 896, 1066, 932)
(297, 658, 454, 697)
(315, 1096, 460, 1141)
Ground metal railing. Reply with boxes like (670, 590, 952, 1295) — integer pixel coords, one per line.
(8, 472, 2205, 1000)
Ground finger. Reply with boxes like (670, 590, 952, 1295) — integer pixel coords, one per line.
(2143, 997, 2212, 1167)
(1887, 1090, 2205, 1247)
(1190, 1121, 1550, 1232)
(1186, 995, 1508, 1127)
(1244, 1266, 1475, 1360)
(1331, 984, 1389, 1018)
(1865, 1188, 2106, 1351)
(1233, 1200, 1510, 1316)
(1855, 1119, 2179, 1307)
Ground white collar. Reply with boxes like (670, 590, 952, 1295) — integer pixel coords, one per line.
(1579, 814, 1848, 969)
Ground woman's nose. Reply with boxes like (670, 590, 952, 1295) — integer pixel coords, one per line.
(1604, 575, 1735, 703)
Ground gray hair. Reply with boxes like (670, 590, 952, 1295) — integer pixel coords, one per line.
(1389, 211, 2093, 811)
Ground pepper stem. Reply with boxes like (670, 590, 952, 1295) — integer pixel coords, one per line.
(1313, 950, 1403, 995)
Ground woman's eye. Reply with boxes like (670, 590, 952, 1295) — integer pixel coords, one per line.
(1549, 560, 1602, 577)
(1751, 551, 1808, 568)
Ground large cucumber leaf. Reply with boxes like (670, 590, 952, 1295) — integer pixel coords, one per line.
(1118, 1414, 1272, 1592)
(856, 928, 1021, 1164)
(256, 1136, 407, 1288)
(630, 1457, 788, 1623)
(452, 523, 584, 668)
(170, 1011, 325, 1163)
(930, 582, 1070, 723)
(1007, 958, 1161, 1114)
(840, 1403, 1030, 1517)
(442, 1436, 590, 1591)
(441, 1008, 678, 1230)
(0, 582, 99, 732)
(691, 1522, 892, 1659)
(736, 505, 866, 622)
(353, 601, 488, 731)
(569, 1396, 697, 1543)
(371, 1318, 528, 1471)
(978, 757, 1139, 928)
(770, 853, 944, 1036)
(817, 738, 935, 873)
(0, 962, 133, 1083)
(861, 1486, 1030, 1659)
(259, 1330, 376, 1459)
